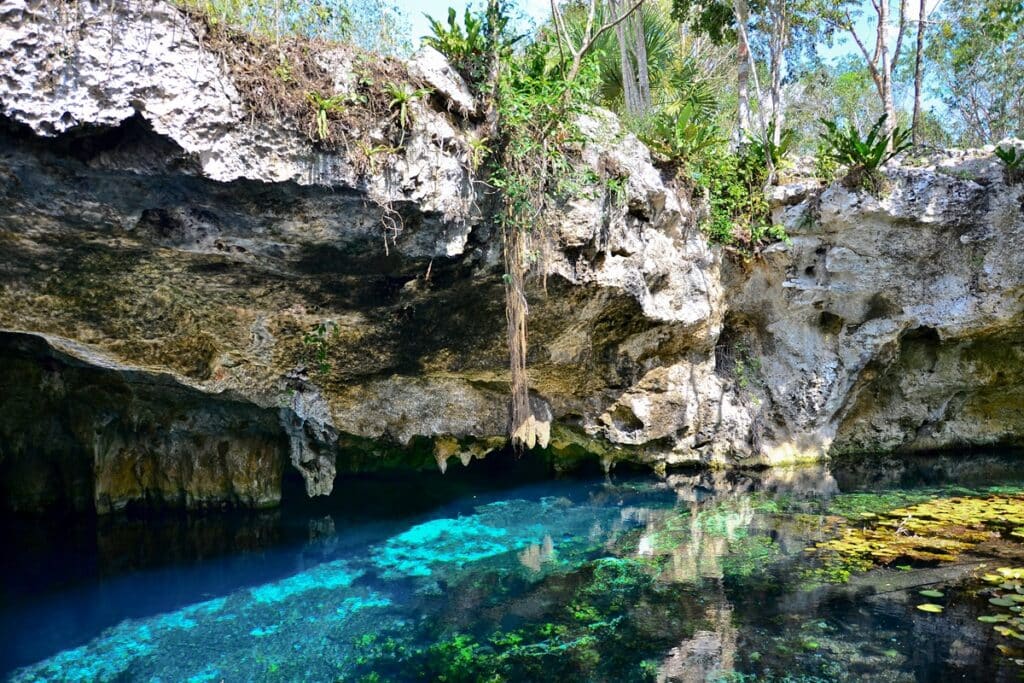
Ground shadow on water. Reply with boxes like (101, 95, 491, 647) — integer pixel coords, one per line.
(1, 450, 1022, 681)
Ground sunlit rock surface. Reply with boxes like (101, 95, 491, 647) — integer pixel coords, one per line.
(0, 1, 1022, 512)
(751, 144, 1024, 460)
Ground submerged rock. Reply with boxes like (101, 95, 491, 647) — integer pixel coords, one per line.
(0, 0, 1021, 513)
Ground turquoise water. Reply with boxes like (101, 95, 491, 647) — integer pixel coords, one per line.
(3, 454, 1024, 681)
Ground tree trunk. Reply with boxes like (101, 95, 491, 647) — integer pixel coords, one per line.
(734, 0, 751, 142)
(878, 0, 896, 144)
(768, 0, 786, 145)
(630, 8, 652, 114)
(912, 0, 926, 144)
(611, 0, 646, 116)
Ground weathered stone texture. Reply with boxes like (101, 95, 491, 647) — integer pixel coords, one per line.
(1, 0, 1021, 512)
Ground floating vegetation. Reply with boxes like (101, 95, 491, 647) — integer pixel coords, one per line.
(916, 603, 944, 613)
(811, 494, 1024, 576)
(977, 567, 1024, 663)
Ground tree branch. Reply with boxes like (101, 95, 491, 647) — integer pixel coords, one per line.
(565, 0, 645, 82)
(584, 0, 645, 55)
(549, 0, 577, 58)
(846, 10, 881, 74)
(891, 0, 909, 70)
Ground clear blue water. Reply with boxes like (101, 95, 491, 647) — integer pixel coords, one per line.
(3, 454, 1024, 682)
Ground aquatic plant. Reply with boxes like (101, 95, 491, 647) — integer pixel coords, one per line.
(812, 494, 1024, 579)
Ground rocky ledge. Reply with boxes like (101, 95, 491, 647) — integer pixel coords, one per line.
(1, 0, 1021, 513)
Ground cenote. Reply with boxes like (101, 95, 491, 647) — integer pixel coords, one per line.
(4, 452, 1024, 682)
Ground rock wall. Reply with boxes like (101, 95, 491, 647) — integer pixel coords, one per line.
(743, 156, 1024, 460)
(0, 332, 285, 513)
(0, 0, 1021, 513)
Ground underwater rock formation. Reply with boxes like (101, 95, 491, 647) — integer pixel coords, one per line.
(0, 0, 1021, 512)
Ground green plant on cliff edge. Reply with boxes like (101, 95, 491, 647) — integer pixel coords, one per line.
(422, 6, 498, 86)
(818, 114, 912, 192)
(306, 92, 348, 141)
(385, 82, 433, 142)
(995, 145, 1024, 185)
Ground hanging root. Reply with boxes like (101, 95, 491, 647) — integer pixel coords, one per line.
(503, 223, 549, 450)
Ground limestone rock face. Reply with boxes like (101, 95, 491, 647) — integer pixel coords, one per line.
(0, 332, 285, 513)
(0, 0, 724, 511)
(745, 148, 1024, 460)
(0, 1, 1022, 513)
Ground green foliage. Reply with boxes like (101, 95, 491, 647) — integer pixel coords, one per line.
(174, 0, 410, 53)
(384, 83, 432, 139)
(813, 140, 839, 182)
(927, 0, 1023, 145)
(423, 6, 509, 86)
(995, 145, 1024, 184)
(637, 102, 726, 166)
(670, 0, 736, 44)
(302, 321, 338, 376)
(693, 150, 785, 249)
(818, 114, 912, 191)
(819, 114, 912, 171)
(174, 0, 352, 39)
(490, 43, 598, 229)
(745, 122, 796, 170)
(305, 92, 349, 141)
(465, 134, 491, 172)
(733, 343, 763, 390)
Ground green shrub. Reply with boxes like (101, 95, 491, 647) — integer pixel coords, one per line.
(693, 151, 785, 249)
(995, 145, 1024, 185)
(636, 102, 725, 168)
(818, 114, 911, 191)
(423, 7, 507, 86)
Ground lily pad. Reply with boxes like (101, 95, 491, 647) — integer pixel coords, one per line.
(916, 603, 944, 613)
(979, 615, 1012, 623)
(994, 625, 1024, 640)
(998, 568, 1024, 580)
(991, 597, 1017, 607)
(918, 589, 945, 598)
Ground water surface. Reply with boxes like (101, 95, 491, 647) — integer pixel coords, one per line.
(3, 453, 1024, 681)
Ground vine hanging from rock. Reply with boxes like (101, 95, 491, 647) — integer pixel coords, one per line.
(463, 0, 646, 448)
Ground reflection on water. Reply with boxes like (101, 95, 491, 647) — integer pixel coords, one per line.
(2, 453, 1024, 681)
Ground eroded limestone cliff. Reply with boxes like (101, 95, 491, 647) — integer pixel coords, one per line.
(1, 0, 1021, 513)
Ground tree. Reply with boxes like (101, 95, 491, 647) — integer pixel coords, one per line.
(926, 0, 1024, 144)
(819, 0, 910, 143)
(671, 0, 756, 141)
(780, 57, 886, 150)
(548, 0, 647, 82)
(610, 0, 653, 115)
(752, 0, 822, 145)
(671, 0, 815, 148)
(910, 0, 928, 144)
